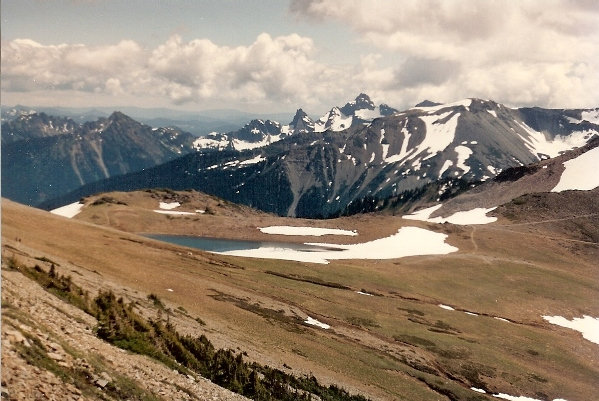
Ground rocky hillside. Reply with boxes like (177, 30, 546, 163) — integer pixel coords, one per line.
(2, 111, 197, 206)
(1, 265, 250, 401)
(43, 98, 598, 217)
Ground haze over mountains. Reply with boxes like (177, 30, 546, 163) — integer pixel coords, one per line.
(3, 94, 598, 217)
(10, 94, 594, 219)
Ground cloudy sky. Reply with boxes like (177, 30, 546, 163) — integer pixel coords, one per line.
(2, 0, 598, 115)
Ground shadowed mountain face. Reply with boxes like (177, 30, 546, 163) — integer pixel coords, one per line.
(39, 98, 598, 217)
(2, 111, 197, 206)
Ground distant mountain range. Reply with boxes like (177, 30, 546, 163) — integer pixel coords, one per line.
(0, 104, 294, 136)
(193, 93, 397, 151)
(2, 111, 197, 205)
(30, 95, 598, 218)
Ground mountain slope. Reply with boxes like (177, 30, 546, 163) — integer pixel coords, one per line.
(2, 111, 197, 206)
(43, 99, 598, 217)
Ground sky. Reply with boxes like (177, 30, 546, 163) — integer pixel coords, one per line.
(2, 0, 598, 116)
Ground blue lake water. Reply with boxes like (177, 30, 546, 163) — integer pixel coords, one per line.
(144, 234, 344, 253)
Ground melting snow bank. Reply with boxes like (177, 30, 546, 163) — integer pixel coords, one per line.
(470, 388, 568, 401)
(50, 202, 84, 218)
(159, 202, 181, 210)
(542, 315, 599, 345)
(153, 210, 197, 215)
(216, 226, 457, 264)
(304, 316, 330, 329)
(551, 146, 599, 192)
(260, 226, 358, 237)
(403, 204, 497, 225)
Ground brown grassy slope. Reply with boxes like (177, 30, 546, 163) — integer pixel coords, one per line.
(3, 197, 599, 401)
(73, 189, 402, 244)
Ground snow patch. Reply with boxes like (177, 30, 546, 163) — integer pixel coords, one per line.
(159, 202, 180, 210)
(551, 146, 599, 192)
(217, 226, 457, 264)
(470, 388, 569, 401)
(417, 112, 460, 161)
(439, 160, 453, 177)
(50, 202, 84, 218)
(403, 205, 497, 225)
(259, 226, 358, 237)
(543, 315, 599, 344)
(304, 317, 330, 329)
(356, 291, 374, 296)
(153, 210, 196, 216)
(454, 145, 473, 173)
(240, 155, 266, 165)
(439, 304, 455, 311)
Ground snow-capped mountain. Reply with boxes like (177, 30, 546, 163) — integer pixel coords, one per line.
(193, 119, 289, 151)
(43, 98, 598, 218)
(2, 111, 197, 206)
(192, 93, 398, 151)
(314, 93, 397, 133)
(1, 112, 81, 144)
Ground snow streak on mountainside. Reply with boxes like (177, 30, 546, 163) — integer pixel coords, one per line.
(1, 112, 197, 206)
(43, 96, 599, 218)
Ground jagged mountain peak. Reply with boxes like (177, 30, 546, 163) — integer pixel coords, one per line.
(289, 108, 314, 133)
(340, 93, 376, 115)
(379, 104, 398, 116)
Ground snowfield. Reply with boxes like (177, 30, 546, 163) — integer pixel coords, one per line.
(50, 202, 84, 218)
(259, 226, 358, 237)
(551, 146, 599, 192)
(517, 121, 593, 159)
(542, 315, 599, 345)
(403, 204, 497, 225)
(216, 226, 457, 264)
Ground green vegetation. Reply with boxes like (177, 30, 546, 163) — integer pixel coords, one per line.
(147, 293, 165, 309)
(12, 259, 370, 401)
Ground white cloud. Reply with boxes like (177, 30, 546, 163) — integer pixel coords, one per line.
(2, 1, 598, 113)
(1, 33, 344, 111)
(291, 0, 599, 109)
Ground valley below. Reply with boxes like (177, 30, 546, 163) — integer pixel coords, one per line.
(2, 188, 598, 401)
